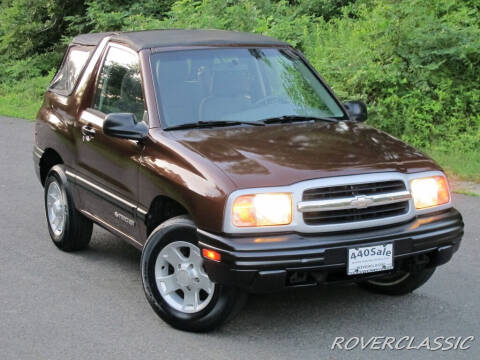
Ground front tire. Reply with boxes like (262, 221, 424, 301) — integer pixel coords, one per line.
(358, 267, 436, 296)
(141, 216, 246, 332)
(44, 166, 93, 251)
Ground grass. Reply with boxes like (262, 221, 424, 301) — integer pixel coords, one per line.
(427, 148, 480, 183)
(454, 189, 480, 197)
(0, 75, 50, 120)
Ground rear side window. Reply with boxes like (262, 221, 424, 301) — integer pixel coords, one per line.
(50, 46, 91, 94)
(93, 46, 145, 122)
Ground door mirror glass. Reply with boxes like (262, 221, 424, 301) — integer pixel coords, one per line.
(344, 101, 367, 122)
(103, 113, 148, 140)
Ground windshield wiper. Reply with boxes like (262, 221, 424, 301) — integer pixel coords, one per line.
(164, 120, 265, 130)
(261, 115, 338, 124)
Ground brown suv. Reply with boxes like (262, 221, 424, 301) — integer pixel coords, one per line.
(34, 30, 464, 332)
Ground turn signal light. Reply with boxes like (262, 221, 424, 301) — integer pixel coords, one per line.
(202, 248, 221, 262)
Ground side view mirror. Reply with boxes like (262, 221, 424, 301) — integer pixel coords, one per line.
(103, 113, 148, 141)
(344, 101, 368, 122)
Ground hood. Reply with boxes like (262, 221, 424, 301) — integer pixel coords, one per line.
(171, 121, 440, 189)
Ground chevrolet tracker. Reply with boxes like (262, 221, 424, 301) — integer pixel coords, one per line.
(33, 29, 464, 332)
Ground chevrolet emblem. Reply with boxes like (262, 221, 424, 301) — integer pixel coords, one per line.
(350, 195, 374, 209)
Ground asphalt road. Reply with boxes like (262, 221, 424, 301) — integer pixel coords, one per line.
(1, 116, 479, 360)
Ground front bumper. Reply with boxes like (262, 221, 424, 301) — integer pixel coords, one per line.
(198, 208, 463, 293)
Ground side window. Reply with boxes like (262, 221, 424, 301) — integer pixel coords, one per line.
(93, 46, 145, 122)
(50, 46, 91, 94)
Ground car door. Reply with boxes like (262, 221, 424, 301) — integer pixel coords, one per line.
(73, 43, 146, 243)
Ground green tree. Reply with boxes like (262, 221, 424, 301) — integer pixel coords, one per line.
(0, 0, 86, 59)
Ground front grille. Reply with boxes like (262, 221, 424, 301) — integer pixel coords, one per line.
(302, 180, 409, 226)
(303, 201, 410, 225)
(302, 180, 406, 201)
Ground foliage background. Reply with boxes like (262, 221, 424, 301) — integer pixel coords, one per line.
(0, 0, 479, 179)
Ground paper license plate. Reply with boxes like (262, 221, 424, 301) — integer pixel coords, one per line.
(347, 243, 393, 275)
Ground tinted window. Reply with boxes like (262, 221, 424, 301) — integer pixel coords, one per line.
(151, 48, 345, 127)
(50, 46, 91, 94)
(93, 46, 145, 122)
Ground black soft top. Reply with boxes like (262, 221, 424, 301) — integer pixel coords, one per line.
(72, 29, 288, 51)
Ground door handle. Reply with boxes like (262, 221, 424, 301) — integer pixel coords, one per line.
(81, 125, 96, 142)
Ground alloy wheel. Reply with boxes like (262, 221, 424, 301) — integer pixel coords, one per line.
(154, 241, 215, 313)
(46, 181, 67, 236)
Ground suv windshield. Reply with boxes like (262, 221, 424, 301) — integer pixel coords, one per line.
(151, 48, 346, 128)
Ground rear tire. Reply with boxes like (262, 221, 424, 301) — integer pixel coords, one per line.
(44, 166, 93, 251)
(141, 216, 246, 332)
(358, 267, 436, 296)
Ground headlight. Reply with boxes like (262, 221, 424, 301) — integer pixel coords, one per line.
(410, 176, 450, 210)
(232, 193, 292, 227)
